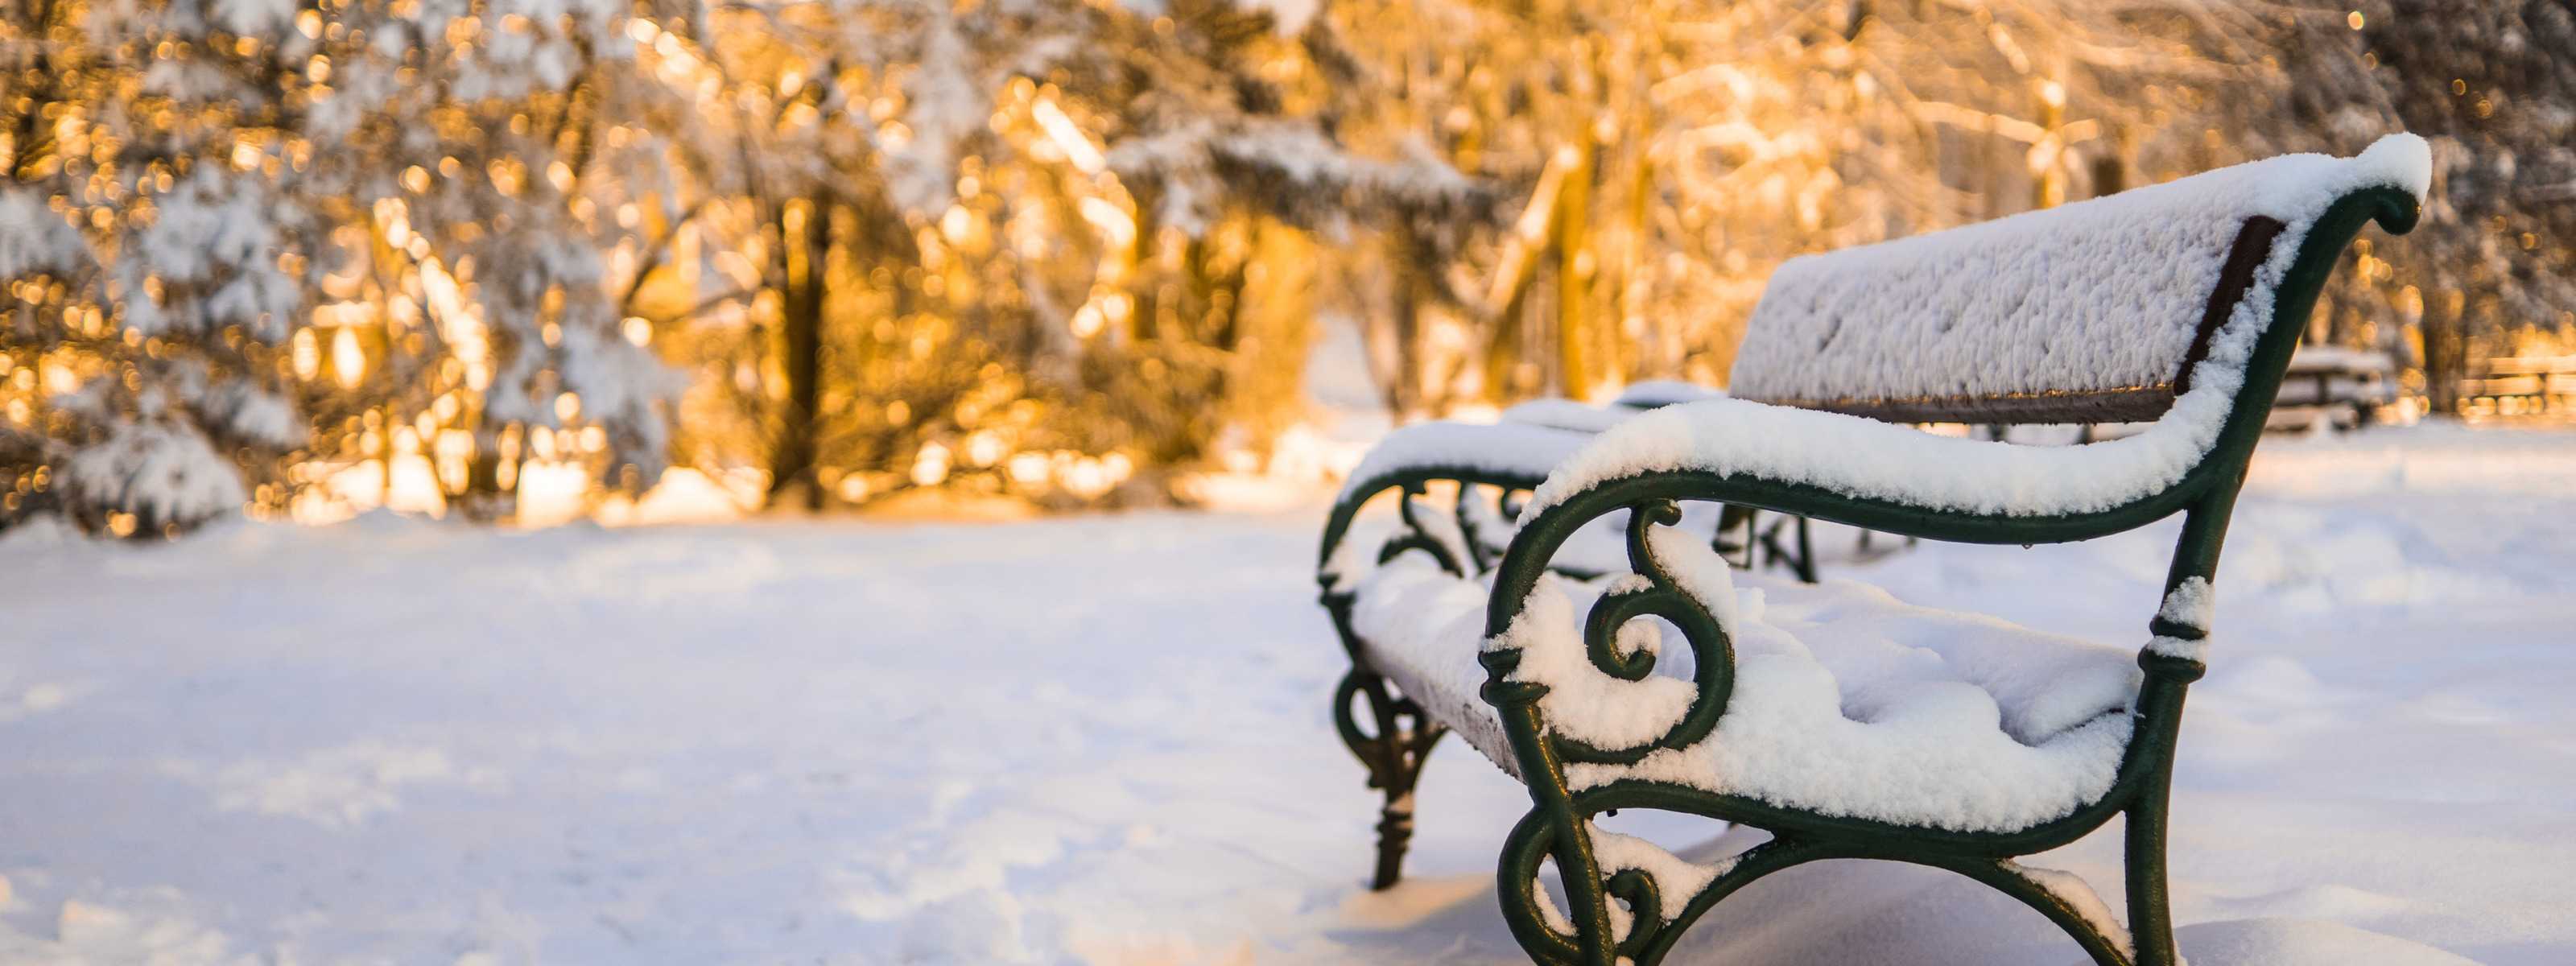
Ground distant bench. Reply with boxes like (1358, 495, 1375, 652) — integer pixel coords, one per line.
(1318, 134, 2429, 966)
(2271, 345, 2396, 430)
(2466, 353, 2576, 416)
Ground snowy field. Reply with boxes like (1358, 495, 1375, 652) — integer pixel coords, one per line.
(2, 423, 2574, 965)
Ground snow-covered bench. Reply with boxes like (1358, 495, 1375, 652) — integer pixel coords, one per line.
(1317, 134, 2430, 966)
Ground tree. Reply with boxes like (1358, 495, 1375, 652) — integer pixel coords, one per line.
(1, 0, 694, 535)
(1319, 0, 2291, 416)
(2, 0, 316, 535)
(297, 0, 691, 519)
(2339, 1, 2574, 412)
(638, 0, 1477, 511)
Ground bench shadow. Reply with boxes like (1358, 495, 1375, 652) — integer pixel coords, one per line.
(1313, 824, 2479, 965)
(1320, 871, 1528, 964)
(1323, 824, 2117, 966)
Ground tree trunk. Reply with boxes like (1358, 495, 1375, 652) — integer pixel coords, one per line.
(1381, 220, 1431, 417)
(767, 192, 832, 510)
(2422, 288, 2467, 415)
(1555, 127, 1594, 401)
(454, 428, 514, 522)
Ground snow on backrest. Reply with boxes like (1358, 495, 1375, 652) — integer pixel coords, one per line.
(1730, 134, 2431, 424)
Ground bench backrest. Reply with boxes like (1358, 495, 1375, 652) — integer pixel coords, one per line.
(1730, 135, 2432, 424)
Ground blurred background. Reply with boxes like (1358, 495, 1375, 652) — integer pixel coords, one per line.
(2, 0, 2570, 534)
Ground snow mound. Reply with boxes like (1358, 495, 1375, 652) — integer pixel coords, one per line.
(2170, 918, 2482, 966)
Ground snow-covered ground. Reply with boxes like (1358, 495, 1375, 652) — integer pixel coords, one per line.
(1, 423, 2571, 965)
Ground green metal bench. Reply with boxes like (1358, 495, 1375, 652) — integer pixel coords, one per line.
(1318, 134, 2429, 966)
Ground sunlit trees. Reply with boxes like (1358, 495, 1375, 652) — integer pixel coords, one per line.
(6, 0, 2563, 537)
(648, 0, 1042, 510)
(2086, 0, 2576, 415)
(2, 0, 316, 535)
(295, 0, 689, 520)
(641, 0, 1476, 511)
(1318, 0, 2483, 417)
(1043, 0, 1481, 473)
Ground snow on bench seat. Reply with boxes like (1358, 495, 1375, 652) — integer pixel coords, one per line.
(1331, 382, 1728, 506)
(1332, 420, 1596, 506)
(1346, 547, 2141, 833)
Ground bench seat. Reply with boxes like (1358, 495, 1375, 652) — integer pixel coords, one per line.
(1344, 547, 2140, 833)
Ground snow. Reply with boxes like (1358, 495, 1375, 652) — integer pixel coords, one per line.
(0, 423, 2571, 964)
(1333, 383, 1726, 507)
(56, 419, 250, 529)
(1730, 134, 2429, 410)
(1587, 824, 1730, 932)
(1357, 520, 2144, 832)
(1497, 398, 1638, 433)
(1333, 419, 1596, 505)
(1612, 380, 1726, 408)
(1525, 390, 2242, 519)
(2003, 859, 2132, 955)
(2152, 576, 2218, 659)
(188, 374, 308, 450)
(1108, 122, 1479, 238)
(2148, 633, 2209, 661)
(0, 188, 87, 278)
(2159, 576, 2217, 631)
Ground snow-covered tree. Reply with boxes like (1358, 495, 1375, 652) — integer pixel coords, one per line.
(2, 0, 315, 535)
(2, 0, 693, 535)
(288, 0, 691, 519)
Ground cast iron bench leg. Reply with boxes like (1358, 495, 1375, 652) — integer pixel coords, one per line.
(1335, 667, 1447, 890)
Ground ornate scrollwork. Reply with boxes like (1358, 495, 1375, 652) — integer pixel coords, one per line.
(1496, 812, 1715, 965)
(1540, 498, 1739, 765)
(1604, 868, 1666, 957)
(1496, 813, 1587, 964)
(1375, 483, 1466, 576)
(1453, 482, 1531, 572)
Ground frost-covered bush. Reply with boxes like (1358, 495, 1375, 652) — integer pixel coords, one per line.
(58, 419, 249, 537)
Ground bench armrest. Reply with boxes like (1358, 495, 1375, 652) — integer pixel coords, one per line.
(1319, 420, 1597, 580)
(1522, 397, 2223, 539)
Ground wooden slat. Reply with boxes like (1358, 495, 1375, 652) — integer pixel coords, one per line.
(1760, 385, 2178, 426)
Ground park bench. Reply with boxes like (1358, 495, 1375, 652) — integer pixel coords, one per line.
(1316, 134, 2429, 966)
(2269, 344, 2397, 430)
(2466, 352, 2576, 416)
